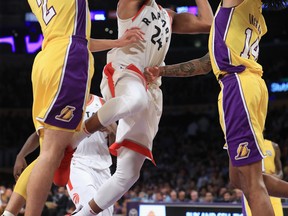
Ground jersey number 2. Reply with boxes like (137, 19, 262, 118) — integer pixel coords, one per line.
(36, 0, 56, 25)
(240, 28, 259, 60)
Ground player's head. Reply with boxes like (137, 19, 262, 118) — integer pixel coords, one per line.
(262, 0, 288, 9)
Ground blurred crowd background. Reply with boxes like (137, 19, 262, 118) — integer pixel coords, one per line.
(1, 0, 288, 215)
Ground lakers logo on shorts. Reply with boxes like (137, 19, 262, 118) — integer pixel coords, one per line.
(235, 142, 250, 160)
(55, 106, 76, 122)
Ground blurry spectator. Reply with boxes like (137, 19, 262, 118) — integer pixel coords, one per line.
(231, 189, 243, 203)
(113, 201, 123, 215)
(168, 190, 178, 202)
(178, 190, 188, 202)
(154, 191, 164, 202)
(202, 192, 214, 203)
(189, 190, 199, 203)
(222, 191, 233, 203)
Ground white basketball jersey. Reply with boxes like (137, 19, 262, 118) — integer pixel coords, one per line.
(72, 95, 112, 170)
(107, 0, 172, 73)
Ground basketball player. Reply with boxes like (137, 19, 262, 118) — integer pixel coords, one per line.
(1, 26, 144, 216)
(243, 139, 284, 216)
(208, 0, 288, 215)
(67, 94, 115, 216)
(25, 0, 95, 214)
(71, 0, 213, 215)
(1, 95, 115, 216)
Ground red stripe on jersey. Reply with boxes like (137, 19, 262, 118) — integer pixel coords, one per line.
(67, 179, 73, 191)
(109, 139, 156, 166)
(103, 62, 116, 98)
(126, 64, 147, 90)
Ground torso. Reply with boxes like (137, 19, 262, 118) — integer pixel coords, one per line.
(208, 0, 267, 79)
(107, 0, 172, 72)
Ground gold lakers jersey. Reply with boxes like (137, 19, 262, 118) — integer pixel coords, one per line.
(209, 0, 267, 79)
(27, 0, 91, 49)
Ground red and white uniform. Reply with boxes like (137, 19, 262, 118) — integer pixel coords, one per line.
(73, 1, 173, 213)
(66, 95, 113, 216)
(99, 0, 172, 163)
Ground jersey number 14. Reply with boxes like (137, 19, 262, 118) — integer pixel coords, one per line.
(240, 28, 259, 61)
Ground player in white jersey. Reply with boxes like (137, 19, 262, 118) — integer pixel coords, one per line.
(71, 0, 213, 215)
(67, 94, 114, 216)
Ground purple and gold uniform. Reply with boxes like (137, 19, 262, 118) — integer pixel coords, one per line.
(28, 0, 94, 132)
(208, 0, 268, 166)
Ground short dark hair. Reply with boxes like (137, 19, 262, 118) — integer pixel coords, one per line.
(262, 0, 288, 9)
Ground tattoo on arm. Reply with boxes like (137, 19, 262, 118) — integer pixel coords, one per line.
(160, 53, 211, 77)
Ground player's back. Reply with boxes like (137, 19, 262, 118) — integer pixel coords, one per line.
(107, 0, 172, 72)
(27, 0, 91, 49)
(209, 0, 267, 79)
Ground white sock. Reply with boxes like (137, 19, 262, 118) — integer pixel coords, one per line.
(1, 211, 15, 216)
(72, 204, 97, 216)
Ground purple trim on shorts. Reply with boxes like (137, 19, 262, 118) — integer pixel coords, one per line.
(75, 0, 86, 37)
(45, 37, 89, 129)
(213, 8, 246, 73)
(241, 194, 248, 216)
(221, 74, 262, 166)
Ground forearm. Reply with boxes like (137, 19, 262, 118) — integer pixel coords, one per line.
(89, 39, 119, 52)
(195, 0, 214, 25)
(17, 132, 39, 158)
(159, 53, 211, 77)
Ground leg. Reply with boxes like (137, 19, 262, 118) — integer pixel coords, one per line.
(263, 173, 288, 198)
(4, 159, 38, 215)
(231, 160, 274, 216)
(25, 129, 72, 216)
(86, 75, 148, 134)
(2, 193, 25, 216)
(230, 158, 288, 198)
(73, 148, 146, 215)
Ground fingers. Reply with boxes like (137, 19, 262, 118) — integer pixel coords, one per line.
(144, 67, 159, 83)
(13, 168, 22, 181)
(125, 27, 145, 41)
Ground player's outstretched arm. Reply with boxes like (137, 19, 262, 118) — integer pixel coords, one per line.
(14, 131, 39, 181)
(89, 27, 144, 52)
(144, 53, 211, 83)
(168, 0, 213, 34)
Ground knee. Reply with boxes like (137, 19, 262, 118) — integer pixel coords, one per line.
(114, 169, 140, 188)
(125, 91, 148, 113)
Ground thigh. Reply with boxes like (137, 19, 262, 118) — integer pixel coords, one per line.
(32, 41, 93, 132)
(219, 72, 267, 167)
(67, 161, 96, 208)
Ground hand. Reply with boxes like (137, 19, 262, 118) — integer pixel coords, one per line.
(117, 27, 145, 47)
(13, 155, 27, 181)
(70, 123, 92, 149)
(144, 66, 160, 83)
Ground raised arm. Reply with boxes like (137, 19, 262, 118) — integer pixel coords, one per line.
(89, 27, 144, 52)
(144, 53, 211, 82)
(168, 0, 213, 34)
